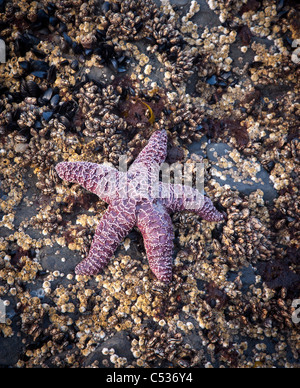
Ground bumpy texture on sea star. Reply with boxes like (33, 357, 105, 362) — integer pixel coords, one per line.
(56, 129, 224, 282)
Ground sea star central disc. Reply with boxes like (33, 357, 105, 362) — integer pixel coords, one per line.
(56, 129, 224, 282)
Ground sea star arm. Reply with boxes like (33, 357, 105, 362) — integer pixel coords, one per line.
(75, 199, 136, 275)
(161, 183, 224, 222)
(130, 129, 168, 169)
(137, 201, 174, 283)
(56, 161, 120, 204)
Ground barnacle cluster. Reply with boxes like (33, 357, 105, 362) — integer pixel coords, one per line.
(0, 0, 299, 368)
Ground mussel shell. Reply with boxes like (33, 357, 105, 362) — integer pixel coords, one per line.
(128, 87, 136, 96)
(42, 111, 54, 122)
(0, 85, 7, 96)
(42, 88, 54, 102)
(58, 115, 71, 129)
(15, 32, 40, 56)
(110, 2, 120, 12)
(49, 16, 59, 27)
(31, 70, 47, 78)
(110, 58, 119, 71)
(145, 36, 156, 45)
(47, 2, 57, 15)
(0, 20, 8, 31)
(276, 0, 285, 11)
(47, 65, 57, 83)
(20, 80, 41, 97)
(60, 60, 69, 66)
(70, 59, 79, 71)
(220, 71, 232, 80)
(34, 120, 43, 130)
(37, 9, 49, 25)
(20, 60, 50, 76)
(31, 60, 49, 72)
(12, 108, 21, 121)
(31, 9, 49, 29)
(84, 49, 93, 56)
(31, 47, 47, 59)
(117, 66, 127, 73)
(95, 29, 106, 42)
(206, 75, 218, 85)
(5, 92, 23, 103)
(158, 41, 172, 53)
(102, 1, 110, 14)
(117, 55, 126, 64)
(93, 47, 102, 56)
(50, 94, 60, 108)
(72, 42, 83, 55)
(62, 32, 73, 46)
(58, 22, 67, 33)
(23, 32, 40, 46)
(0, 0, 6, 13)
(19, 61, 31, 72)
(135, 21, 144, 33)
(218, 80, 227, 87)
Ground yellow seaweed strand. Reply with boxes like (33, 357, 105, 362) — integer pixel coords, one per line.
(140, 100, 155, 125)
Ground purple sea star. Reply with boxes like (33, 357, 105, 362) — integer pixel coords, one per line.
(55, 129, 224, 282)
